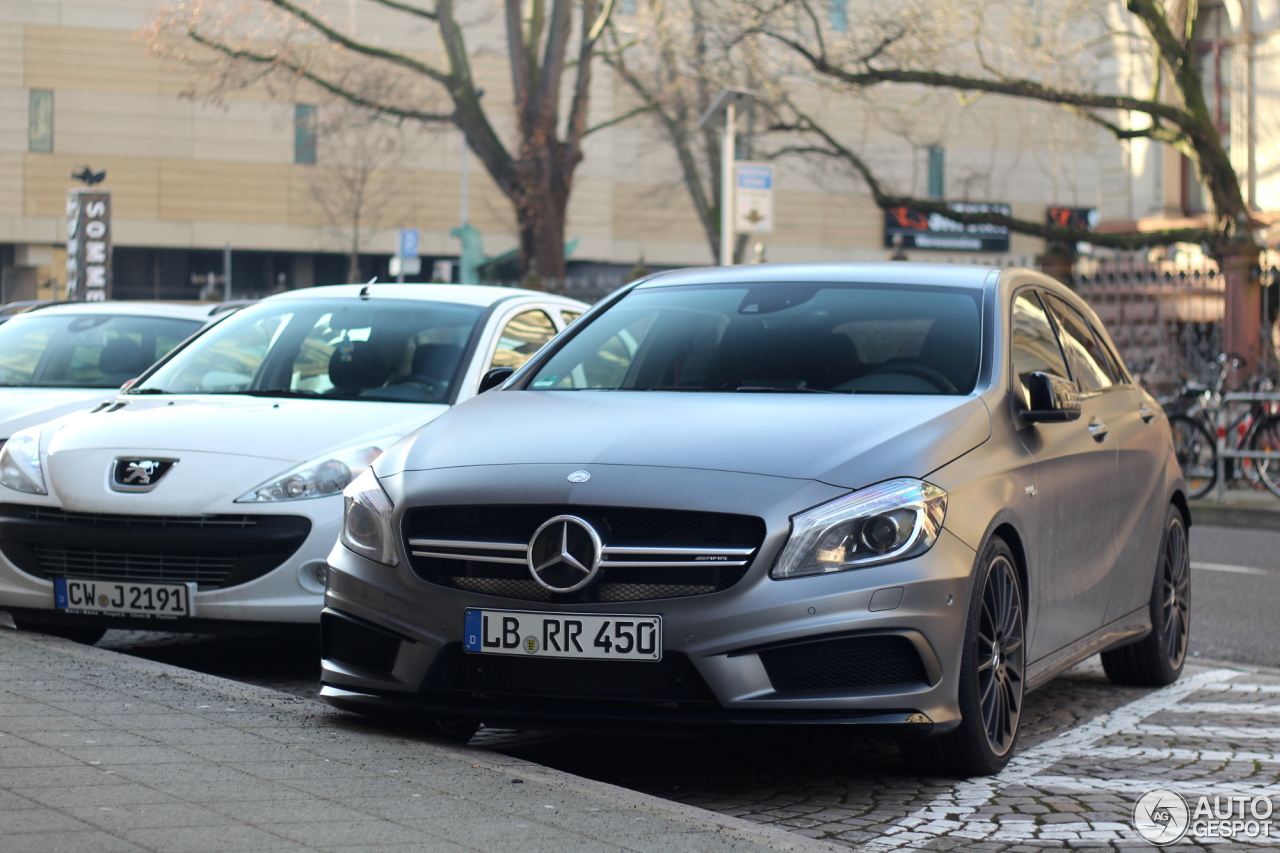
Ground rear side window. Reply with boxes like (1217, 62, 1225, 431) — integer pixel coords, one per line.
(489, 310, 558, 371)
(1010, 292, 1070, 409)
(1043, 294, 1114, 393)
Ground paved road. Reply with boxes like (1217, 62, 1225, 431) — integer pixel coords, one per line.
(72, 523, 1280, 849)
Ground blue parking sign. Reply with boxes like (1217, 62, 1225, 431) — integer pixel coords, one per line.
(398, 229, 419, 259)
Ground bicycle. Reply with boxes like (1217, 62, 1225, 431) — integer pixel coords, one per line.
(1160, 354, 1280, 499)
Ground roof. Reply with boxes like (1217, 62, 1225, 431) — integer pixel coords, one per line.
(635, 262, 1000, 291)
(5, 301, 225, 322)
(263, 283, 585, 308)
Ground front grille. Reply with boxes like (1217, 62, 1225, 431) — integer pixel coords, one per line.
(426, 644, 717, 705)
(759, 635, 929, 694)
(322, 613, 402, 673)
(403, 505, 764, 603)
(34, 548, 237, 587)
(0, 504, 311, 591)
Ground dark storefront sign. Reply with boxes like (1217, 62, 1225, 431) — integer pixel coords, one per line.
(1046, 206, 1099, 232)
(66, 190, 112, 301)
(884, 202, 1011, 253)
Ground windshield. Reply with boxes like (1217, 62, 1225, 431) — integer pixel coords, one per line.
(133, 298, 484, 403)
(529, 282, 982, 395)
(0, 313, 202, 389)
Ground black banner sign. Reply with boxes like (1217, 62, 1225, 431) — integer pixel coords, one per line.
(883, 202, 1011, 253)
(66, 190, 112, 301)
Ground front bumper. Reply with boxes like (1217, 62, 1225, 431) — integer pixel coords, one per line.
(0, 497, 344, 627)
(322, 524, 979, 731)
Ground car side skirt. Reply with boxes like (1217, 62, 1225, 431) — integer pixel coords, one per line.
(1025, 605, 1151, 691)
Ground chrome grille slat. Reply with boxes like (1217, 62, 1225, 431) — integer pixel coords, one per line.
(410, 551, 527, 565)
(407, 538, 526, 551)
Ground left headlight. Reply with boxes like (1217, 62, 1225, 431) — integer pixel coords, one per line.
(771, 478, 947, 579)
(0, 427, 47, 495)
(236, 439, 394, 503)
(339, 467, 398, 566)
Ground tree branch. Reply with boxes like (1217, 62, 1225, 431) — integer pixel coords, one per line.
(581, 102, 653, 137)
(259, 0, 450, 84)
(1071, 107, 1186, 145)
(361, 0, 436, 22)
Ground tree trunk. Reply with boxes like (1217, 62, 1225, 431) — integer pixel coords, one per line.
(517, 178, 569, 289)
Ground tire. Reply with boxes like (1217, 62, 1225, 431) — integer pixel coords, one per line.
(13, 619, 106, 646)
(901, 537, 1025, 777)
(1101, 505, 1190, 687)
(1167, 414, 1216, 499)
(420, 717, 480, 744)
(1249, 414, 1280, 499)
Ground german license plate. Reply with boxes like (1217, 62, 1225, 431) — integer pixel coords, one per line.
(463, 608, 661, 661)
(54, 578, 194, 618)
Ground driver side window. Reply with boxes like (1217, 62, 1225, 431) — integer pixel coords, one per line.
(1010, 291, 1070, 410)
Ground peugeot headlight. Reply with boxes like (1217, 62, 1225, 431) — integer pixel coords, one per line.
(236, 439, 394, 503)
(771, 479, 947, 579)
(0, 427, 47, 495)
(339, 467, 398, 566)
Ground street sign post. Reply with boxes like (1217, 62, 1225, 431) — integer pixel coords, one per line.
(396, 228, 420, 283)
(734, 163, 774, 234)
(697, 88, 756, 266)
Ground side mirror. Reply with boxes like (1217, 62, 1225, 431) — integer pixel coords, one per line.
(478, 366, 515, 394)
(1021, 371, 1081, 423)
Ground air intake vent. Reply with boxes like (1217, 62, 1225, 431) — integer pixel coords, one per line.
(322, 613, 402, 673)
(759, 635, 929, 694)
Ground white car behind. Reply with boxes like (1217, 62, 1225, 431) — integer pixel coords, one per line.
(0, 302, 222, 443)
(0, 284, 586, 643)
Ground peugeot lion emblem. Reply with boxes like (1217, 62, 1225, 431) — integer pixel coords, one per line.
(566, 469, 591, 483)
(110, 458, 177, 493)
(526, 515, 602, 593)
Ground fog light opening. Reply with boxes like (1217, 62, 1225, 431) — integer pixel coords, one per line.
(298, 561, 329, 594)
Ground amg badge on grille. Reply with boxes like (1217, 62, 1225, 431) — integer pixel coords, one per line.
(110, 458, 177, 492)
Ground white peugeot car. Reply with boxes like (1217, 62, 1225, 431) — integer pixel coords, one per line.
(0, 301, 224, 443)
(0, 284, 585, 643)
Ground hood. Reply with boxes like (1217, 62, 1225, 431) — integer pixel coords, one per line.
(380, 390, 991, 489)
(0, 388, 115, 439)
(44, 395, 449, 463)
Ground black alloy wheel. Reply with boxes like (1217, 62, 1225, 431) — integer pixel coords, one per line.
(900, 536, 1025, 777)
(1102, 505, 1190, 686)
(976, 552, 1025, 757)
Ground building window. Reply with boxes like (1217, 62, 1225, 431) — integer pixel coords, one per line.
(29, 89, 53, 153)
(295, 104, 317, 165)
(829, 0, 848, 31)
(1184, 3, 1231, 214)
(927, 145, 945, 199)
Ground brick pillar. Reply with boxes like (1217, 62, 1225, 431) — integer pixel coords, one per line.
(1219, 242, 1262, 372)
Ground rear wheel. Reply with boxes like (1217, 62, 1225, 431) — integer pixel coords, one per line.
(900, 537, 1024, 777)
(1101, 506, 1190, 686)
(1168, 415, 1216, 499)
(1249, 414, 1280, 499)
(420, 717, 480, 744)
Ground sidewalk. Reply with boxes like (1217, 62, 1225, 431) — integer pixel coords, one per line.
(1190, 488, 1280, 530)
(0, 629, 840, 853)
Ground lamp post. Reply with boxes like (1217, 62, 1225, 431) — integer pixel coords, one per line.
(698, 88, 756, 267)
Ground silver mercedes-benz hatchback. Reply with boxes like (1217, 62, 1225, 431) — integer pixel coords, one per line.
(320, 263, 1189, 776)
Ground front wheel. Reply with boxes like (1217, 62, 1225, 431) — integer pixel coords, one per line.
(1101, 506, 1190, 686)
(1249, 414, 1280, 499)
(1168, 415, 1216, 499)
(900, 537, 1025, 777)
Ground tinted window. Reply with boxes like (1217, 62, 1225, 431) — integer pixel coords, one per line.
(530, 283, 982, 395)
(1010, 292, 1070, 409)
(1044, 294, 1114, 393)
(490, 310, 557, 371)
(0, 314, 201, 388)
(135, 299, 482, 403)
(560, 309, 582, 326)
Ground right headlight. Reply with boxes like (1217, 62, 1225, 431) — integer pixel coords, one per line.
(0, 427, 47, 495)
(771, 478, 947, 579)
(339, 468, 398, 567)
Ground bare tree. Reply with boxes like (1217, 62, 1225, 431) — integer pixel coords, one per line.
(144, 0, 619, 285)
(306, 103, 414, 283)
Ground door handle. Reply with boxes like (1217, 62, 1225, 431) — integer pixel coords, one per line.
(1139, 406, 1155, 423)
(1088, 418, 1109, 442)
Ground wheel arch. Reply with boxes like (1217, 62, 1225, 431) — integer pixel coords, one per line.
(1170, 489, 1191, 529)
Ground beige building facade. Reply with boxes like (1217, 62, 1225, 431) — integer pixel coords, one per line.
(0, 0, 1157, 303)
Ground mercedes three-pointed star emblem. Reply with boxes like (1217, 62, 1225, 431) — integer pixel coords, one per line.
(526, 515, 603, 593)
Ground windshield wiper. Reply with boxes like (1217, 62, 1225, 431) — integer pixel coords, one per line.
(127, 388, 171, 395)
(207, 389, 325, 399)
